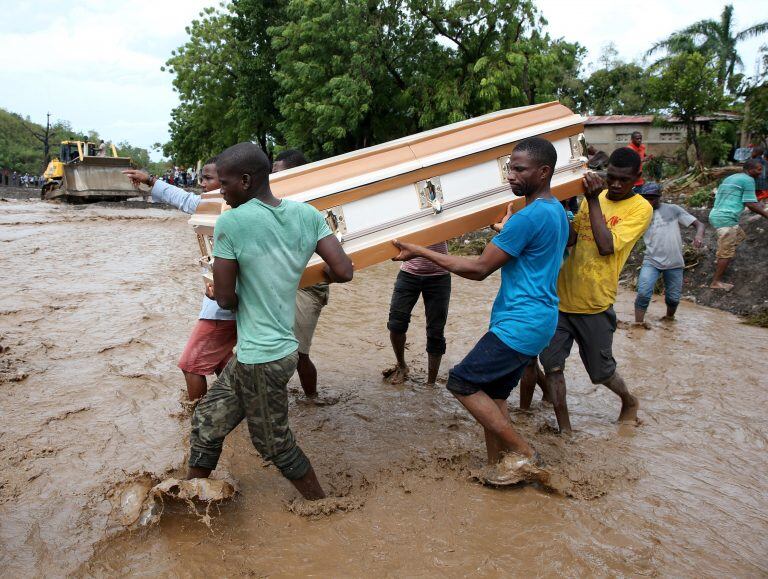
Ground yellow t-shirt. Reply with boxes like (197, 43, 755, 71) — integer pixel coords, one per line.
(558, 192, 652, 314)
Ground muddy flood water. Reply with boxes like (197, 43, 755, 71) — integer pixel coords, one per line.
(1, 199, 766, 577)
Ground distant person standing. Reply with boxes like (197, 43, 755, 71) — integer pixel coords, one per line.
(97, 140, 106, 157)
(708, 159, 768, 290)
(633, 182, 705, 324)
(2, 168, 9, 186)
(627, 131, 650, 192)
(11, 171, 18, 187)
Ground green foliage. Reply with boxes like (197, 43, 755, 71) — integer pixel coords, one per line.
(685, 186, 715, 208)
(646, 4, 768, 96)
(163, 4, 245, 164)
(698, 121, 737, 165)
(649, 52, 724, 163)
(581, 60, 657, 115)
(163, 0, 584, 161)
(744, 84, 768, 146)
(0, 109, 74, 174)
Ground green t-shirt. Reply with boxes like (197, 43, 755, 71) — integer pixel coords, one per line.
(213, 198, 332, 364)
(709, 173, 757, 229)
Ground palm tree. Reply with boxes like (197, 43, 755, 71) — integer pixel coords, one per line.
(646, 4, 768, 94)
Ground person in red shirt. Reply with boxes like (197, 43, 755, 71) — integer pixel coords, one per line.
(627, 131, 650, 192)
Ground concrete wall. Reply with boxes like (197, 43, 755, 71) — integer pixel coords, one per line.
(584, 123, 686, 157)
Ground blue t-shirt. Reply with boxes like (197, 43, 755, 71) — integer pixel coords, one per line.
(489, 198, 569, 356)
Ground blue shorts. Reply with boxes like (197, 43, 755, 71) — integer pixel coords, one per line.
(446, 332, 533, 400)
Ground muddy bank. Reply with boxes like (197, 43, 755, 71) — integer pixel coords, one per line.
(621, 207, 768, 320)
(1, 199, 767, 576)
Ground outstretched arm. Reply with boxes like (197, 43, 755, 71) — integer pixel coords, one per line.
(746, 202, 768, 220)
(315, 235, 353, 283)
(122, 169, 200, 214)
(392, 239, 510, 281)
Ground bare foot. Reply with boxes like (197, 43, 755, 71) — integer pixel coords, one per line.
(617, 394, 640, 425)
(709, 281, 734, 291)
(297, 393, 340, 406)
(382, 364, 409, 385)
(659, 315, 676, 323)
(631, 321, 652, 330)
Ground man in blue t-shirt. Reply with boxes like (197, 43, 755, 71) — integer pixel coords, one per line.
(392, 137, 571, 487)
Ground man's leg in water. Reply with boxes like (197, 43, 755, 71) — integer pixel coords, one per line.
(634, 263, 660, 323)
(242, 351, 325, 500)
(384, 271, 421, 384)
(422, 273, 450, 385)
(601, 371, 640, 424)
(539, 314, 576, 433)
(296, 353, 318, 397)
(454, 391, 534, 458)
(294, 285, 329, 398)
(188, 358, 244, 478)
(182, 371, 208, 401)
(661, 267, 683, 320)
(575, 307, 640, 425)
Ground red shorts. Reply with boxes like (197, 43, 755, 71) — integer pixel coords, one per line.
(178, 319, 237, 375)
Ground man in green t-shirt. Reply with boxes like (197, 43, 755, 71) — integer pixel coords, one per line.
(708, 159, 768, 290)
(187, 142, 353, 501)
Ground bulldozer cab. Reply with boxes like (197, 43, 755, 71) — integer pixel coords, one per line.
(59, 140, 110, 163)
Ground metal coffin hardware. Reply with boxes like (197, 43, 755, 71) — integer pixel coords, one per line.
(416, 178, 444, 214)
(324, 206, 347, 241)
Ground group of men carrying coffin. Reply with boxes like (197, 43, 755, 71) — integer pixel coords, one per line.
(125, 136, 650, 499)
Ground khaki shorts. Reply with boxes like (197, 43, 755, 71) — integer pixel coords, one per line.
(715, 226, 746, 259)
(294, 283, 329, 355)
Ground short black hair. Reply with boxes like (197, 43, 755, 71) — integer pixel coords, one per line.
(608, 147, 642, 173)
(216, 142, 270, 188)
(744, 158, 762, 171)
(274, 149, 307, 170)
(631, 131, 642, 137)
(514, 137, 557, 173)
(203, 155, 218, 167)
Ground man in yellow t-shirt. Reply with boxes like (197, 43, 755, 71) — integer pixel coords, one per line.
(540, 147, 652, 433)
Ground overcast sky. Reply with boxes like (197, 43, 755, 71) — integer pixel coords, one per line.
(0, 0, 764, 160)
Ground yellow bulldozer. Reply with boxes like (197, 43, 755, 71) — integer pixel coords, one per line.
(41, 140, 137, 202)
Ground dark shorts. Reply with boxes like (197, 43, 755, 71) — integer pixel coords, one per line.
(539, 307, 617, 384)
(446, 332, 533, 400)
(387, 270, 451, 355)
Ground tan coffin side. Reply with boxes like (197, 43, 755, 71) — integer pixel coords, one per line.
(192, 123, 583, 219)
(297, 178, 584, 287)
(269, 102, 577, 198)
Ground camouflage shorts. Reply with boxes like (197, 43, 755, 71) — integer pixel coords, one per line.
(188, 351, 310, 480)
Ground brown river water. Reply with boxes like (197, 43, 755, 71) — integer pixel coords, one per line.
(0, 199, 766, 577)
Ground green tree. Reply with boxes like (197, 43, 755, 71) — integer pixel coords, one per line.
(646, 4, 768, 95)
(650, 52, 724, 164)
(581, 47, 657, 115)
(163, 5, 244, 164)
(744, 84, 768, 146)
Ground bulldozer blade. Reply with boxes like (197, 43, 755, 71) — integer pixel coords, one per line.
(61, 158, 138, 200)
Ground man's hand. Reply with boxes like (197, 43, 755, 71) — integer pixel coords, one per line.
(492, 201, 516, 232)
(391, 239, 422, 261)
(692, 235, 704, 249)
(582, 172, 605, 199)
(205, 282, 215, 300)
(122, 169, 151, 188)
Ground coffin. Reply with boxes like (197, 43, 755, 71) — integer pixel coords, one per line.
(190, 101, 587, 288)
